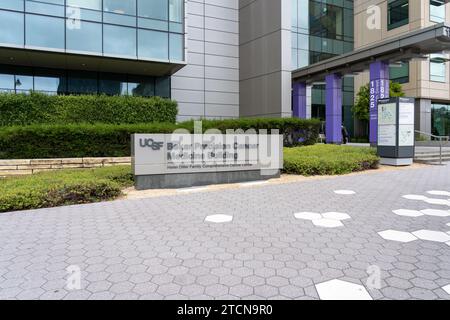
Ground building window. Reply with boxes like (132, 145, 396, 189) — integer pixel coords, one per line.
(0, 0, 184, 62)
(0, 0, 24, 11)
(432, 103, 450, 137)
(138, 29, 168, 60)
(0, 65, 171, 98)
(0, 10, 24, 45)
(388, 0, 409, 30)
(66, 20, 102, 54)
(103, 24, 137, 57)
(25, 14, 65, 49)
(430, 54, 447, 82)
(390, 62, 409, 84)
(430, 0, 446, 23)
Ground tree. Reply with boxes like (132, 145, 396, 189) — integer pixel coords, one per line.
(352, 81, 405, 121)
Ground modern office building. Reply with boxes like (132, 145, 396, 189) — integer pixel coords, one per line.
(353, 0, 450, 137)
(0, 0, 448, 138)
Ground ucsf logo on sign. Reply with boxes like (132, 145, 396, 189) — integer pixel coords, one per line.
(139, 138, 164, 151)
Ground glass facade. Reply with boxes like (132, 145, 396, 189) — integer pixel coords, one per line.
(0, 0, 185, 61)
(430, 54, 447, 83)
(291, 0, 355, 136)
(0, 65, 171, 98)
(432, 103, 450, 137)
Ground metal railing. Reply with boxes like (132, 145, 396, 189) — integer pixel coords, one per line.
(414, 130, 450, 165)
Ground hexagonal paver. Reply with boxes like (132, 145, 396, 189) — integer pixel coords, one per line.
(334, 190, 356, 195)
(312, 219, 344, 228)
(315, 279, 372, 300)
(393, 209, 424, 218)
(427, 191, 450, 197)
(378, 230, 418, 243)
(177, 187, 208, 194)
(322, 212, 351, 221)
(204, 215, 233, 223)
(294, 212, 322, 221)
(443, 285, 450, 295)
(420, 209, 450, 217)
(424, 198, 450, 206)
(412, 230, 450, 243)
(402, 195, 427, 201)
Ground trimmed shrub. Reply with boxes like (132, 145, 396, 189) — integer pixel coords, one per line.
(0, 92, 178, 126)
(0, 118, 320, 159)
(179, 118, 321, 147)
(0, 123, 178, 159)
(283, 145, 379, 176)
(0, 166, 132, 213)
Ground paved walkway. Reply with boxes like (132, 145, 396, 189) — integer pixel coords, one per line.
(1, 164, 450, 300)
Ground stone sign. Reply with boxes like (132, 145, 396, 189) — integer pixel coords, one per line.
(132, 133, 283, 190)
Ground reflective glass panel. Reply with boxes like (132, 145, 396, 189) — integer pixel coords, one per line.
(104, 25, 137, 57)
(138, 0, 167, 20)
(0, 10, 24, 46)
(25, 14, 65, 49)
(138, 29, 168, 60)
(169, 33, 183, 61)
(67, 20, 102, 53)
(0, 0, 24, 11)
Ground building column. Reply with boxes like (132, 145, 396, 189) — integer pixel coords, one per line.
(369, 61, 390, 145)
(325, 73, 343, 144)
(415, 99, 432, 135)
(292, 82, 307, 119)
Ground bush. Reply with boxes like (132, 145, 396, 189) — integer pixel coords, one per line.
(283, 145, 379, 176)
(0, 118, 320, 159)
(0, 92, 178, 126)
(0, 166, 133, 213)
(179, 118, 321, 147)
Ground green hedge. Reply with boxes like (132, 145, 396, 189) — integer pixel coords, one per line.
(283, 145, 379, 176)
(0, 166, 133, 213)
(0, 92, 178, 126)
(0, 118, 320, 159)
(179, 118, 320, 147)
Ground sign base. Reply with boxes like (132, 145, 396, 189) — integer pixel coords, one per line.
(380, 158, 413, 166)
(135, 170, 280, 190)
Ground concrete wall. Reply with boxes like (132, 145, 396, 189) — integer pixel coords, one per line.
(171, 0, 240, 121)
(239, 0, 292, 118)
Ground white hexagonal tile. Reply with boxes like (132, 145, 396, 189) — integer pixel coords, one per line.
(205, 215, 233, 224)
(421, 209, 450, 217)
(443, 285, 450, 295)
(424, 198, 450, 206)
(378, 230, 418, 243)
(239, 181, 269, 187)
(178, 187, 209, 194)
(312, 219, 344, 228)
(427, 191, 450, 197)
(294, 212, 322, 221)
(315, 279, 372, 300)
(334, 190, 356, 195)
(393, 209, 424, 217)
(322, 212, 352, 221)
(412, 230, 450, 243)
(402, 195, 427, 201)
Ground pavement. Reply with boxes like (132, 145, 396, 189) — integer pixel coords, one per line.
(1, 163, 450, 300)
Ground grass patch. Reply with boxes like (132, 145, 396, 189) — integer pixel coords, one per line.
(0, 166, 133, 213)
(283, 144, 379, 176)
